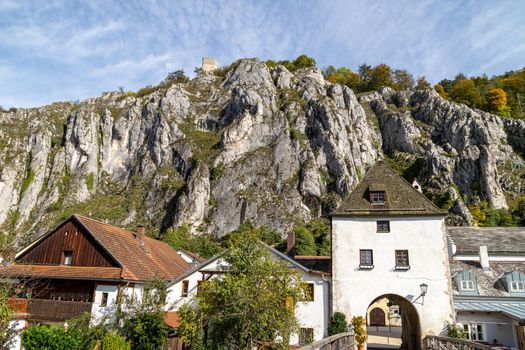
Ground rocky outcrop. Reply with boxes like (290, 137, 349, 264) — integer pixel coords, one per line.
(1, 58, 524, 242)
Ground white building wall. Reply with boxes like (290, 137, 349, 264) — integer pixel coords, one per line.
(456, 312, 519, 348)
(91, 284, 119, 323)
(290, 272, 330, 344)
(332, 216, 454, 337)
(166, 258, 224, 310)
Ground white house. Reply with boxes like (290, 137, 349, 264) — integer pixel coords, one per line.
(166, 243, 330, 346)
(447, 227, 525, 349)
(330, 161, 455, 350)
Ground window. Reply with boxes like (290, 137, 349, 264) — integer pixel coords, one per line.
(511, 281, 525, 292)
(461, 280, 475, 291)
(181, 280, 189, 297)
(301, 283, 314, 302)
(377, 221, 390, 232)
(299, 328, 314, 346)
(100, 292, 109, 307)
(63, 251, 73, 265)
(370, 191, 385, 205)
(395, 250, 410, 269)
(463, 324, 484, 341)
(359, 250, 374, 269)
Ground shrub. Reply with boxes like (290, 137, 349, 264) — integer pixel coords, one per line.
(351, 315, 368, 346)
(446, 321, 466, 339)
(328, 312, 349, 336)
(86, 173, 95, 191)
(123, 311, 169, 350)
(22, 325, 82, 350)
(101, 331, 131, 350)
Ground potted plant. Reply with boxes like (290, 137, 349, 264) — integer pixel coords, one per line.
(351, 315, 368, 350)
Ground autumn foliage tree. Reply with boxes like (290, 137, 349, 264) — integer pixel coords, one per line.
(485, 88, 508, 114)
(450, 79, 482, 107)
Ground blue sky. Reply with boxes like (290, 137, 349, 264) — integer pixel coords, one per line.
(1, 0, 524, 108)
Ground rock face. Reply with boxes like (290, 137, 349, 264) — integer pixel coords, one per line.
(1, 58, 524, 242)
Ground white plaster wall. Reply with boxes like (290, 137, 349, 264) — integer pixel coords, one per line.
(166, 258, 224, 310)
(91, 284, 119, 323)
(456, 312, 519, 348)
(290, 272, 329, 344)
(8, 319, 25, 350)
(332, 216, 454, 337)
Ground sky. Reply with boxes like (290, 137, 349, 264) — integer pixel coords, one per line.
(1, 0, 524, 108)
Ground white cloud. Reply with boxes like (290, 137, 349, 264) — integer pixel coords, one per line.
(0, 0, 524, 107)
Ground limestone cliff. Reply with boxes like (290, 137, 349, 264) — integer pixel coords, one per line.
(1, 58, 524, 243)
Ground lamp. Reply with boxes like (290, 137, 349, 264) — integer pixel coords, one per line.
(420, 283, 428, 296)
(418, 283, 428, 305)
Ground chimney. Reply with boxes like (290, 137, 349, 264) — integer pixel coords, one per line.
(479, 245, 490, 271)
(136, 226, 145, 242)
(287, 231, 295, 258)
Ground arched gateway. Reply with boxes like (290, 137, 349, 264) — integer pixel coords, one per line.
(330, 162, 454, 349)
(367, 294, 422, 350)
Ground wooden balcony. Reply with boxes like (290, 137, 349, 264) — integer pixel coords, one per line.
(14, 298, 93, 322)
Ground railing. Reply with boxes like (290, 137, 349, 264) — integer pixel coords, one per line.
(27, 299, 93, 321)
(424, 336, 492, 350)
(297, 332, 354, 350)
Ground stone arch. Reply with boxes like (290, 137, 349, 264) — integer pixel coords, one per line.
(368, 294, 422, 350)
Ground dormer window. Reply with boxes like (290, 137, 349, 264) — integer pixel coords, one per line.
(370, 192, 385, 205)
(511, 281, 525, 292)
(461, 280, 475, 291)
(502, 271, 525, 295)
(455, 270, 478, 295)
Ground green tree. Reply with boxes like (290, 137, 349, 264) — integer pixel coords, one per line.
(323, 66, 361, 91)
(0, 285, 18, 349)
(450, 79, 482, 107)
(415, 76, 431, 90)
(293, 225, 317, 256)
(392, 69, 415, 90)
(120, 278, 170, 350)
(328, 312, 349, 336)
(163, 225, 221, 258)
(180, 232, 303, 349)
(292, 54, 316, 69)
(367, 64, 395, 91)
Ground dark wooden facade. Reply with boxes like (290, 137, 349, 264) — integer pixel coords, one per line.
(31, 279, 95, 302)
(17, 220, 118, 267)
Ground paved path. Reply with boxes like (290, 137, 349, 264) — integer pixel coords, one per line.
(367, 333, 402, 350)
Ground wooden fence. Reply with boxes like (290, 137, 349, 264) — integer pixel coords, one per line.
(423, 335, 492, 350)
(297, 332, 354, 350)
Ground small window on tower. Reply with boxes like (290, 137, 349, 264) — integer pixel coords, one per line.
(377, 221, 390, 232)
(370, 191, 385, 205)
(63, 251, 73, 266)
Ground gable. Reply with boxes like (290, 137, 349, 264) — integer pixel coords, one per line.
(16, 218, 119, 267)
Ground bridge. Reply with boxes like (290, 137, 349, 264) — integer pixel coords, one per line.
(297, 334, 492, 350)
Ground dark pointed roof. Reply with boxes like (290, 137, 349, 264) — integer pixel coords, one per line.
(331, 161, 445, 217)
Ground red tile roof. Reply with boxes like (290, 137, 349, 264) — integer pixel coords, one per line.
(74, 215, 190, 281)
(164, 311, 181, 328)
(5, 215, 190, 283)
(0, 265, 123, 280)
